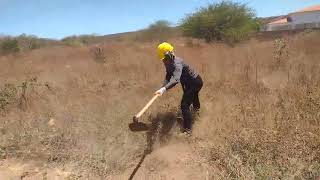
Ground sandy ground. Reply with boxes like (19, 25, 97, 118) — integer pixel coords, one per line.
(0, 159, 72, 180)
(109, 138, 210, 180)
(0, 140, 209, 180)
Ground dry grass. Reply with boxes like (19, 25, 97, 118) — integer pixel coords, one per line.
(0, 30, 320, 179)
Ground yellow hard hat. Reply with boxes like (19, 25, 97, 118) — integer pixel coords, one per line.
(157, 42, 174, 60)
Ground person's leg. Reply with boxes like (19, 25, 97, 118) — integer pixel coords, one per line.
(181, 88, 195, 132)
(192, 76, 203, 111)
(192, 92, 200, 111)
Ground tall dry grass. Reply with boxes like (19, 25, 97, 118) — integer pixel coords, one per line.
(0, 31, 319, 179)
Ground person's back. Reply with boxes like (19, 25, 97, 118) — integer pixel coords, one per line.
(163, 57, 198, 90)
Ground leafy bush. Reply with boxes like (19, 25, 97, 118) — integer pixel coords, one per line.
(181, 1, 259, 43)
(148, 20, 171, 32)
(61, 36, 85, 46)
(0, 38, 20, 54)
(0, 35, 47, 55)
(28, 38, 41, 50)
(17, 34, 42, 50)
(135, 20, 176, 42)
(61, 34, 100, 46)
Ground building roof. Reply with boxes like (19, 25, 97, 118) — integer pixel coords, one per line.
(267, 4, 320, 25)
(268, 18, 288, 25)
(294, 5, 320, 14)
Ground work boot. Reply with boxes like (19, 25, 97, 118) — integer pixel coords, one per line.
(182, 128, 192, 136)
(177, 130, 192, 138)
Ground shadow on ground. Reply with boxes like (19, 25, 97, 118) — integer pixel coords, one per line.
(128, 112, 178, 180)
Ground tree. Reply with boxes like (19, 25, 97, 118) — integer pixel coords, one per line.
(136, 20, 174, 42)
(0, 38, 20, 55)
(181, 1, 259, 43)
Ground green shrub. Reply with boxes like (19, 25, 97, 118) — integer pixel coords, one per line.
(135, 20, 176, 42)
(0, 38, 20, 54)
(61, 36, 84, 46)
(28, 38, 41, 50)
(18, 37, 41, 50)
(61, 34, 100, 46)
(148, 20, 171, 32)
(16, 34, 42, 50)
(181, 1, 259, 43)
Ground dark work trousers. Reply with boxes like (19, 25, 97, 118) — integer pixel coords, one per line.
(181, 75, 203, 131)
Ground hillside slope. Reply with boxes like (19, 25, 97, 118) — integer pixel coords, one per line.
(0, 32, 320, 179)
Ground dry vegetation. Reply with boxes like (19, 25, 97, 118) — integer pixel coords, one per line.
(0, 30, 320, 179)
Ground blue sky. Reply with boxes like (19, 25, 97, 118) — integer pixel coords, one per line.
(1, 0, 320, 39)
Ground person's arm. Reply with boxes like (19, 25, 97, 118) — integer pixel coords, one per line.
(155, 73, 170, 96)
(162, 73, 170, 87)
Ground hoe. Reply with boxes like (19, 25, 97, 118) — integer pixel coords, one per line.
(129, 94, 160, 131)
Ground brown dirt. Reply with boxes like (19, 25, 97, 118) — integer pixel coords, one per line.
(1, 31, 320, 179)
(0, 159, 73, 179)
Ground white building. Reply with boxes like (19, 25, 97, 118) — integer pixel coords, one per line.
(261, 5, 320, 31)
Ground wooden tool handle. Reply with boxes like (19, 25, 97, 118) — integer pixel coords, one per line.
(135, 94, 160, 119)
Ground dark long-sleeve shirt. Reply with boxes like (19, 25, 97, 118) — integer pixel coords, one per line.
(162, 57, 198, 90)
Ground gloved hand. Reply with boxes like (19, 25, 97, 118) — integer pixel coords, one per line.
(155, 87, 166, 96)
